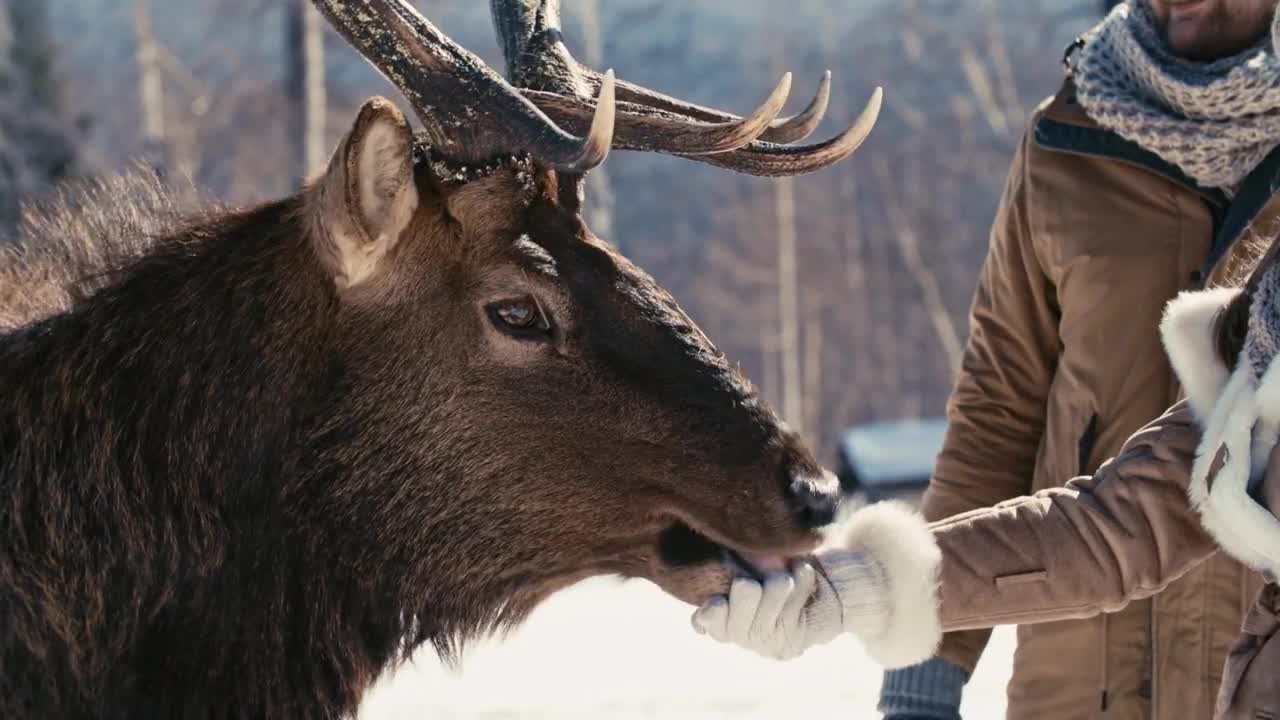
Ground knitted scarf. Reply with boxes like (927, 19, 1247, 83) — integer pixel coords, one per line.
(1248, 260, 1280, 378)
(1069, 1, 1280, 190)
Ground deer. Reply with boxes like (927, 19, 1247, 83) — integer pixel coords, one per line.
(0, 1, 883, 717)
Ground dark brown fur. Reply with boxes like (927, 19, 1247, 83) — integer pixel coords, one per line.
(0, 111, 835, 718)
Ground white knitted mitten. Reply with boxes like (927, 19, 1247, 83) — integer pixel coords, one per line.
(691, 502, 942, 668)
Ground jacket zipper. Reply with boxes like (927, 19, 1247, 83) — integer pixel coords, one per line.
(1078, 413, 1099, 477)
(1100, 620, 1110, 713)
(1077, 413, 1111, 714)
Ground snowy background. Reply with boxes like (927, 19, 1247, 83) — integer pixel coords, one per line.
(358, 577, 1015, 719)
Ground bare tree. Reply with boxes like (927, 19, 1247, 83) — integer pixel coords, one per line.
(0, 0, 82, 232)
(132, 0, 167, 174)
(875, 157, 963, 374)
(774, 175, 803, 434)
(284, 0, 327, 186)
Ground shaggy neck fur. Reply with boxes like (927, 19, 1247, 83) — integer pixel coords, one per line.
(0, 174, 487, 719)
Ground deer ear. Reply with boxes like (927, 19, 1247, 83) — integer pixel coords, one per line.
(311, 97, 419, 291)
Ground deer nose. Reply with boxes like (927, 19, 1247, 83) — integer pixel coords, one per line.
(785, 470, 843, 529)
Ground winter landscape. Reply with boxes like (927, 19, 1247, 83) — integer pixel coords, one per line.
(3, 0, 1100, 717)
(30, 0, 1103, 461)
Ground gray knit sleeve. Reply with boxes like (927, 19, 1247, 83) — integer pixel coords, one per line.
(877, 656, 969, 720)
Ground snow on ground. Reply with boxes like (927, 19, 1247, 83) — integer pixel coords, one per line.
(359, 577, 1015, 719)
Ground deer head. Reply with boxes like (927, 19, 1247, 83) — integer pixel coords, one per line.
(304, 0, 882, 634)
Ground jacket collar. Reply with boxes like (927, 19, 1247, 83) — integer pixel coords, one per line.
(1034, 72, 1280, 277)
(1032, 76, 1228, 208)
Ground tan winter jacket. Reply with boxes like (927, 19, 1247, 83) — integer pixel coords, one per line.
(926, 286, 1280, 720)
(921, 73, 1280, 719)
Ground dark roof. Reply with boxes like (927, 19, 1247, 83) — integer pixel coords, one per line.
(836, 417, 947, 487)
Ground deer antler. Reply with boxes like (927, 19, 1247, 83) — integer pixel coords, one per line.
(529, 85, 884, 178)
(314, 0, 881, 178)
(568, 70, 832, 146)
(310, 0, 615, 172)
(492, 0, 883, 177)
(491, 0, 811, 161)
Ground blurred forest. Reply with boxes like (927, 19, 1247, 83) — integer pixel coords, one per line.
(7, 0, 1107, 462)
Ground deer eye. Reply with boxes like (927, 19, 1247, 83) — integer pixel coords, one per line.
(487, 297, 550, 338)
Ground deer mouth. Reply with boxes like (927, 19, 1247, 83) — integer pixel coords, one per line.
(657, 523, 790, 577)
(645, 517, 817, 605)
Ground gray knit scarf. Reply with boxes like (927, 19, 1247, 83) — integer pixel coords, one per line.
(1245, 261, 1280, 505)
(1070, 1, 1280, 190)
(1248, 261, 1280, 378)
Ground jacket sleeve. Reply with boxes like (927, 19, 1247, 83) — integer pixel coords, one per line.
(931, 401, 1220, 637)
(919, 126, 1060, 671)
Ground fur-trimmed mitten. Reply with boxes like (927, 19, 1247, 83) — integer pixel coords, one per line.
(690, 502, 942, 668)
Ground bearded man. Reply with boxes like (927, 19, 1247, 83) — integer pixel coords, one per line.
(697, 2, 1280, 719)
(878, 3, 1280, 717)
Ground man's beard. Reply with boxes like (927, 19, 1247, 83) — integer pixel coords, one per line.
(1156, 2, 1273, 62)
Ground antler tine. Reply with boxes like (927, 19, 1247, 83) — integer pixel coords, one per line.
(494, 0, 791, 157)
(683, 87, 883, 176)
(310, 0, 614, 172)
(490, 0, 599, 210)
(534, 86, 883, 177)
(485, 0, 880, 176)
(760, 71, 831, 144)
(491, 0, 583, 95)
(580, 69, 833, 145)
(519, 73, 794, 156)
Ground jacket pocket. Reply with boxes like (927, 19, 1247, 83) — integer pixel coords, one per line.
(995, 570, 1048, 588)
(1078, 412, 1099, 476)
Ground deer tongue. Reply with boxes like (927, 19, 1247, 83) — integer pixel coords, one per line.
(733, 550, 794, 577)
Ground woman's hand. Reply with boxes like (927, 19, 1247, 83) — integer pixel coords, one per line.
(691, 554, 886, 660)
(690, 502, 944, 668)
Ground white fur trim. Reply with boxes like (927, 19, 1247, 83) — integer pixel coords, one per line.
(833, 502, 942, 669)
(1189, 357, 1280, 579)
(1160, 287, 1240, 421)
